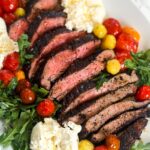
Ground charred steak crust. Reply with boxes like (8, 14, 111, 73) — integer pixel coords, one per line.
(27, 11, 66, 39)
(118, 118, 148, 150)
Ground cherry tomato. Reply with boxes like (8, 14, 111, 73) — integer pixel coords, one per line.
(0, 70, 15, 86)
(135, 85, 150, 102)
(122, 26, 140, 42)
(116, 33, 138, 53)
(3, 52, 20, 71)
(0, 7, 3, 17)
(16, 79, 31, 93)
(20, 88, 36, 104)
(95, 145, 108, 150)
(2, 0, 19, 13)
(103, 18, 122, 37)
(3, 13, 16, 25)
(36, 99, 55, 117)
(106, 135, 120, 150)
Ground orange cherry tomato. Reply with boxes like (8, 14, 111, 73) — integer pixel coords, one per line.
(136, 85, 150, 102)
(36, 99, 55, 117)
(116, 32, 138, 53)
(106, 135, 120, 150)
(0, 69, 15, 86)
(95, 145, 108, 150)
(122, 26, 140, 42)
(103, 18, 122, 37)
(20, 88, 36, 104)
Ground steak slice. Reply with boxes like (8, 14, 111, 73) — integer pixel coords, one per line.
(91, 108, 148, 143)
(67, 84, 137, 125)
(118, 118, 148, 150)
(9, 18, 29, 41)
(50, 50, 115, 100)
(83, 99, 150, 135)
(41, 40, 101, 89)
(27, 0, 58, 22)
(28, 30, 85, 79)
(63, 71, 138, 115)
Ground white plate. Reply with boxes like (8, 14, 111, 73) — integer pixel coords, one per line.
(1, 0, 150, 149)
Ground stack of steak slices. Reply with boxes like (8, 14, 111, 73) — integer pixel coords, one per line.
(9, 1, 150, 149)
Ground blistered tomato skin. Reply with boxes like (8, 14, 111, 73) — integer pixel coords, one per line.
(3, 13, 16, 25)
(116, 33, 138, 53)
(0, 70, 15, 86)
(106, 135, 120, 150)
(94, 145, 108, 150)
(136, 85, 150, 102)
(2, 0, 19, 13)
(3, 52, 20, 71)
(36, 99, 55, 117)
(20, 88, 36, 104)
(103, 18, 122, 37)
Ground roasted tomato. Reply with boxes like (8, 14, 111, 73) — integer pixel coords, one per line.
(3, 13, 16, 25)
(16, 79, 31, 93)
(116, 33, 138, 53)
(2, 0, 19, 13)
(106, 135, 120, 150)
(36, 99, 55, 117)
(0, 69, 15, 85)
(20, 88, 36, 104)
(103, 18, 122, 37)
(3, 52, 20, 71)
(0, 7, 3, 17)
(95, 145, 108, 150)
(136, 85, 150, 102)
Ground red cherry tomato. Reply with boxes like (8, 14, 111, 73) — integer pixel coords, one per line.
(36, 99, 55, 117)
(3, 52, 20, 71)
(103, 18, 122, 37)
(2, 0, 19, 13)
(95, 145, 108, 150)
(0, 7, 4, 17)
(116, 33, 138, 53)
(136, 85, 150, 102)
(3, 13, 16, 25)
(0, 69, 15, 85)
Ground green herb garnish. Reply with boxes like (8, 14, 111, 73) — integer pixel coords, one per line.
(18, 34, 33, 66)
(125, 50, 150, 86)
(131, 141, 150, 150)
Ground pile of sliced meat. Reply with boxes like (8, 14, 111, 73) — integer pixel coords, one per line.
(9, 0, 150, 149)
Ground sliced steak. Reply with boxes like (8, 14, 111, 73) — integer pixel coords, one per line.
(9, 18, 29, 41)
(28, 30, 85, 79)
(118, 118, 148, 150)
(27, 0, 58, 22)
(63, 71, 138, 115)
(91, 108, 148, 143)
(83, 99, 150, 135)
(50, 50, 115, 100)
(41, 40, 101, 89)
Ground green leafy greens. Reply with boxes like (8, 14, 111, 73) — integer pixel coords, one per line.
(125, 50, 150, 86)
(131, 141, 150, 150)
(18, 34, 33, 66)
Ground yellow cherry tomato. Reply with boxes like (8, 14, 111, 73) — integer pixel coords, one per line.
(106, 59, 121, 75)
(14, 8, 26, 17)
(93, 24, 107, 39)
(79, 140, 94, 150)
(106, 135, 120, 150)
(101, 35, 116, 50)
(122, 26, 140, 42)
(15, 70, 25, 81)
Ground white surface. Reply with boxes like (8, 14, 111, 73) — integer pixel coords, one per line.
(0, 0, 150, 149)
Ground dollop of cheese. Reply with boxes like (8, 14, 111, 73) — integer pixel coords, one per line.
(0, 17, 19, 69)
(30, 118, 82, 150)
(62, 0, 106, 33)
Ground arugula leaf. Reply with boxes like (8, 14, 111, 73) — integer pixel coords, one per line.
(131, 141, 150, 150)
(18, 34, 33, 66)
(94, 72, 111, 90)
(125, 50, 150, 86)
